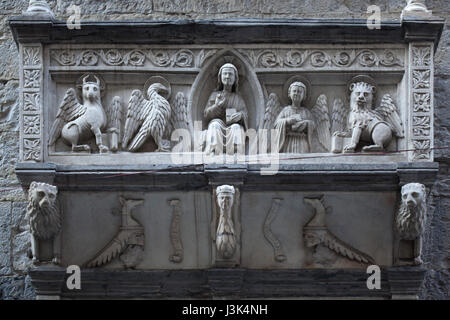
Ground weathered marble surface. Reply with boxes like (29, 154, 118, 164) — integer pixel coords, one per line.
(0, 0, 449, 300)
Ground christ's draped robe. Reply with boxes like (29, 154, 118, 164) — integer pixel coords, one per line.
(204, 91, 248, 155)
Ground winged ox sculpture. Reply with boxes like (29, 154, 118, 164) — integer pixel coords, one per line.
(48, 74, 109, 153)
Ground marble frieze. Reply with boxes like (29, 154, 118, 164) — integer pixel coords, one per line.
(9, 0, 444, 299)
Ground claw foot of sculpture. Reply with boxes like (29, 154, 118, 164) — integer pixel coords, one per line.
(99, 144, 109, 154)
(343, 144, 356, 153)
(414, 257, 423, 265)
(363, 144, 383, 152)
(72, 144, 91, 153)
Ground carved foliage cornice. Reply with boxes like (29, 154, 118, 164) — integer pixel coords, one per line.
(49, 47, 405, 71)
(237, 48, 404, 69)
(50, 48, 218, 68)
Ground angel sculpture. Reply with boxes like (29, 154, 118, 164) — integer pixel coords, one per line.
(48, 74, 109, 153)
(333, 77, 404, 153)
(122, 78, 190, 153)
(262, 80, 346, 153)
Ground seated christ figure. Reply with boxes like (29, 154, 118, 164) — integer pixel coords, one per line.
(203, 63, 249, 155)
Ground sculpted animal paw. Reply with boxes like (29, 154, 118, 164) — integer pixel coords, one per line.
(414, 257, 423, 265)
(343, 144, 356, 153)
(363, 145, 383, 152)
(99, 145, 109, 154)
(333, 131, 348, 137)
(72, 144, 91, 152)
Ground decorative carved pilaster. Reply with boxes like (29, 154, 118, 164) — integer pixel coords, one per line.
(20, 44, 44, 162)
(408, 43, 434, 161)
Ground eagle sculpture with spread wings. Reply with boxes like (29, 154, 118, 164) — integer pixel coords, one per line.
(122, 83, 172, 152)
(48, 74, 109, 153)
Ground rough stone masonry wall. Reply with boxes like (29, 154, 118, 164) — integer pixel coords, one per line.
(0, 0, 448, 299)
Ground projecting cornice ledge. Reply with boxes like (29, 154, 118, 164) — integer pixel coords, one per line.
(9, 16, 445, 48)
(15, 162, 439, 192)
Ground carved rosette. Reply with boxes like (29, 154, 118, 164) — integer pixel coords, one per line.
(409, 43, 434, 161)
(20, 45, 43, 162)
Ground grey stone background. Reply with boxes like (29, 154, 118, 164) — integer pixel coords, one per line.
(0, 0, 448, 299)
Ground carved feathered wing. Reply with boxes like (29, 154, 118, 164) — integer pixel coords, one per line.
(321, 231, 375, 264)
(85, 230, 130, 268)
(262, 93, 282, 130)
(311, 94, 331, 151)
(166, 92, 190, 151)
(375, 94, 404, 138)
(122, 90, 152, 149)
(170, 92, 189, 132)
(107, 96, 122, 131)
(48, 88, 86, 146)
(331, 98, 347, 134)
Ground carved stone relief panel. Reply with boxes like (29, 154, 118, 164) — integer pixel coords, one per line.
(59, 191, 211, 270)
(240, 191, 394, 269)
(40, 44, 417, 162)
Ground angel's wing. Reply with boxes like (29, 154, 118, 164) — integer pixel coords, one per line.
(331, 98, 347, 134)
(259, 93, 282, 153)
(122, 90, 152, 149)
(375, 94, 404, 138)
(311, 94, 331, 151)
(48, 88, 86, 146)
(107, 96, 122, 132)
(262, 93, 282, 130)
(170, 92, 190, 132)
(85, 230, 130, 268)
(166, 92, 191, 151)
(322, 231, 375, 264)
